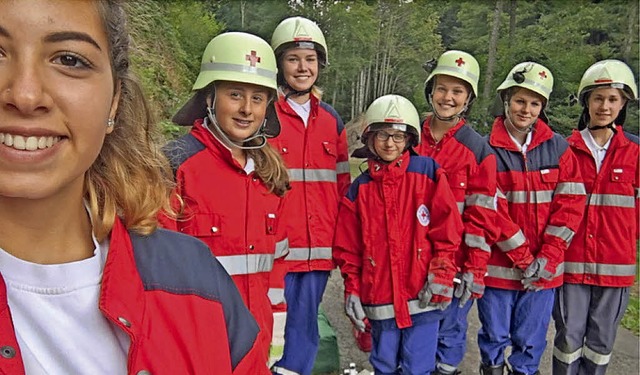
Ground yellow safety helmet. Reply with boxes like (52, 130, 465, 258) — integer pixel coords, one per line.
(362, 94, 421, 147)
(424, 50, 480, 100)
(578, 59, 638, 105)
(497, 62, 554, 105)
(271, 16, 328, 66)
(173, 32, 278, 129)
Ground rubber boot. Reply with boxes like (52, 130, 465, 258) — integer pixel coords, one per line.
(433, 368, 461, 375)
(479, 363, 505, 375)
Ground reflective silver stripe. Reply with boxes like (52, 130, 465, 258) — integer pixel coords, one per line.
(457, 202, 465, 214)
(504, 190, 553, 203)
(434, 65, 479, 82)
(465, 233, 491, 253)
(556, 182, 586, 195)
(363, 299, 438, 321)
(201, 62, 276, 80)
(217, 253, 274, 276)
(564, 262, 637, 277)
(487, 263, 564, 280)
(553, 345, 582, 365)
(589, 194, 635, 208)
(438, 363, 459, 373)
(522, 76, 552, 97)
(583, 345, 611, 365)
(545, 225, 575, 244)
(285, 247, 332, 261)
(268, 288, 286, 305)
(272, 366, 301, 375)
(288, 168, 337, 182)
(496, 230, 526, 252)
(336, 161, 351, 175)
(465, 193, 497, 211)
(274, 238, 289, 259)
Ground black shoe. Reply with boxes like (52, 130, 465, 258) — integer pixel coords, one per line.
(479, 363, 505, 375)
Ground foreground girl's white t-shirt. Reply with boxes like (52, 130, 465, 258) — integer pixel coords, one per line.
(0, 236, 129, 374)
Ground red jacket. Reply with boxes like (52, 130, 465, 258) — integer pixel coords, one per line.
(162, 119, 289, 372)
(415, 117, 499, 279)
(269, 94, 350, 272)
(0, 218, 261, 375)
(486, 117, 586, 290)
(565, 129, 639, 287)
(333, 152, 463, 329)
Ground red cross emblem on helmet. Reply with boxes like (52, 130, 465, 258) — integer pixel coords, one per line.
(539, 71, 547, 79)
(246, 50, 261, 67)
(455, 57, 465, 67)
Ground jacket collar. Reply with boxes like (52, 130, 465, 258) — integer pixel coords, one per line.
(98, 217, 146, 341)
(276, 92, 319, 118)
(367, 150, 411, 181)
(567, 125, 630, 154)
(190, 118, 247, 171)
(489, 116, 554, 152)
(421, 116, 466, 145)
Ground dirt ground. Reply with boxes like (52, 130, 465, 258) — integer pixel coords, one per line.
(320, 269, 640, 374)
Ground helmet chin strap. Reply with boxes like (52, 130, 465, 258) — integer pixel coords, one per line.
(206, 106, 267, 150)
(503, 101, 535, 134)
(428, 93, 469, 123)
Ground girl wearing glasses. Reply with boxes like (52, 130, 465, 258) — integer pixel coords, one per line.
(333, 95, 463, 374)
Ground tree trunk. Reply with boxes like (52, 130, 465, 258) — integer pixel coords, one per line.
(622, 1, 637, 63)
(508, 0, 516, 49)
(240, 0, 246, 29)
(482, 0, 504, 105)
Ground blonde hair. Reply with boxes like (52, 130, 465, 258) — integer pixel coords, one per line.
(246, 141, 291, 197)
(88, 0, 174, 241)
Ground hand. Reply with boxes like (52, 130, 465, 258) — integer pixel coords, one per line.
(418, 273, 454, 310)
(345, 294, 366, 332)
(454, 271, 485, 307)
(521, 257, 554, 291)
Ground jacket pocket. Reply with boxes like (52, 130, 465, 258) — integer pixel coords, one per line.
(265, 213, 277, 235)
(322, 141, 337, 158)
(540, 167, 559, 183)
(610, 166, 635, 183)
(181, 213, 222, 238)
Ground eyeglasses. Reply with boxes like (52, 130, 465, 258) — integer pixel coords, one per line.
(375, 132, 408, 143)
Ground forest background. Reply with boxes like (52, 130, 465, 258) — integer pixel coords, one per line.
(126, 0, 639, 140)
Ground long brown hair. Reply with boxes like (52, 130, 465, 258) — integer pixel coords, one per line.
(87, 0, 174, 241)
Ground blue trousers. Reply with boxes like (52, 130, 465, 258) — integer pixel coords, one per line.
(436, 297, 473, 372)
(272, 271, 330, 375)
(370, 312, 441, 375)
(477, 287, 554, 374)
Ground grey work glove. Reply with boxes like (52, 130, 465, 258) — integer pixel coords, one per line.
(521, 257, 554, 291)
(453, 271, 485, 307)
(345, 294, 366, 332)
(418, 273, 453, 311)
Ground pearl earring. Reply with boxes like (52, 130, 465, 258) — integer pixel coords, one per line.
(107, 118, 115, 128)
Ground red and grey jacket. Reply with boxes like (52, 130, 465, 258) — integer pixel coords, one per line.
(415, 117, 499, 279)
(0, 218, 261, 375)
(333, 152, 463, 329)
(269, 93, 350, 272)
(565, 129, 639, 287)
(486, 117, 586, 290)
(162, 119, 289, 371)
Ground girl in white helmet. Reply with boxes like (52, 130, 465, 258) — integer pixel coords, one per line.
(269, 16, 351, 375)
(478, 62, 586, 375)
(416, 50, 501, 375)
(163, 31, 292, 374)
(553, 59, 639, 375)
(334, 94, 463, 374)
